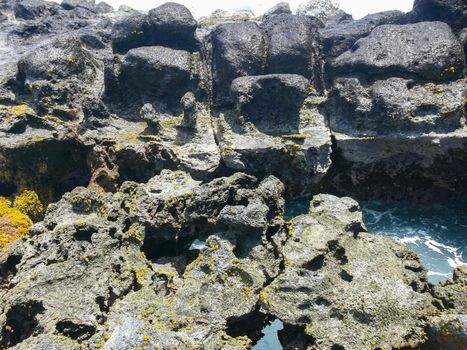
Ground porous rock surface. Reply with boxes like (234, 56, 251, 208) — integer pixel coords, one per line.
(0, 0, 466, 349)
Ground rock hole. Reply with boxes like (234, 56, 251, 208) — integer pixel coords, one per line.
(339, 269, 354, 282)
(315, 297, 332, 306)
(55, 319, 96, 342)
(141, 233, 199, 275)
(327, 240, 348, 265)
(278, 323, 314, 349)
(74, 225, 98, 242)
(302, 255, 325, 271)
(226, 308, 269, 345)
(0, 254, 22, 288)
(331, 345, 345, 350)
(1, 300, 45, 348)
(109, 227, 117, 238)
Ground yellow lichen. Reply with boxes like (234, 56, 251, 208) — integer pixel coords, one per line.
(37, 162, 48, 174)
(0, 104, 35, 119)
(13, 190, 43, 221)
(0, 196, 33, 249)
(281, 134, 307, 140)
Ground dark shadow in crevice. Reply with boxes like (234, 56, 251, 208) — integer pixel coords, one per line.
(225, 307, 271, 345)
(302, 255, 325, 271)
(141, 233, 199, 276)
(56, 319, 96, 342)
(1, 300, 45, 348)
(278, 323, 315, 350)
(0, 254, 22, 288)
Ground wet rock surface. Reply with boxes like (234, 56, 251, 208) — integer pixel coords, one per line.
(0, 0, 466, 349)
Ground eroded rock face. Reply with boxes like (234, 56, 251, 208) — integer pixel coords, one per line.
(262, 194, 435, 350)
(107, 45, 200, 114)
(210, 22, 265, 108)
(331, 22, 465, 81)
(0, 177, 443, 350)
(320, 10, 405, 58)
(0, 170, 284, 349)
(409, 0, 467, 32)
(230, 74, 310, 135)
(111, 3, 197, 53)
(0, 2, 466, 349)
(263, 14, 322, 80)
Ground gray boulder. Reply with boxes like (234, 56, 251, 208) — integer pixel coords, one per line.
(326, 77, 466, 136)
(109, 46, 199, 113)
(61, 0, 96, 12)
(331, 22, 465, 81)
(264, 2, 291, 18)
(16, 34, 104, 111)
(96, 1, 112, 13)
(320, 10, 405, 58)
(296, 0, 340, 20)
(14, 0, 50, 20)
(211, 22, 265, 107)
(230, 74, 309, 135)
(148, 2, 197, 52)
(310, 194, 366, 236)
(409, 0, 467, 32)
(111, 13, 152, 53)
(111, 3, 197, 54)
(263, 14, 322, 79)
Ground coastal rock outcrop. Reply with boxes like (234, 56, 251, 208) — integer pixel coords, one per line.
(0, 176, 439, 350)
(0, 1, 466, 349)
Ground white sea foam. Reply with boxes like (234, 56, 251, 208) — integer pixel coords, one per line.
(424, 239, 445, 255)
(427, 270, 451, 278)
(189, 239, 206, 250)
(398, 236, 422, 245)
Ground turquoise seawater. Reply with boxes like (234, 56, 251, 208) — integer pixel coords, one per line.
(363, 201, 467, 283)
(252, 319, 284, 350)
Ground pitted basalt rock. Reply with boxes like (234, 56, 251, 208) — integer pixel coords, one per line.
(0, 2, 466, 349)
(331, 22, 465, 81)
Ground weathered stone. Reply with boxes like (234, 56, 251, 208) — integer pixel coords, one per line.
(148, 2, 197, 52)
(296, 0, 340, 20)
(262, 195, 434, 350)
(14, 0, 50, 20)
(109, 46, 199, 113)
(409, 0, 467, 32)
(215, 86, 332, 197)
(264, 2, 291, 18)
(111, 13, 152, 53)
(320, 10, 405, 58)
(96, 1, 112, 13)
(263, 14, 322, 79)
(331, 22, 465, 81)
(111, 3, 197, 53)
(61, 0, 96, 12)
(326, 77, 466, 136)
(211, 22, 265, 107)
(230, 74, 310, 135)
(16, 34, 104, 110)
